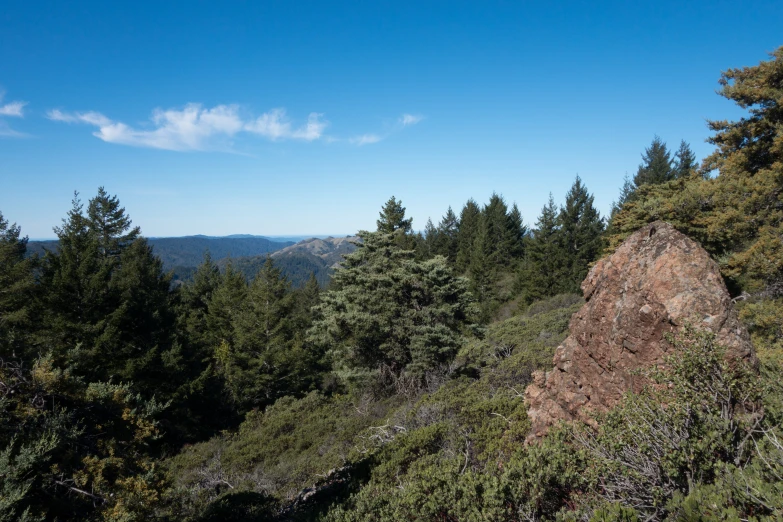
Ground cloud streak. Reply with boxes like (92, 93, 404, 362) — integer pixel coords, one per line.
(0, 91, 27, 137)
(48, 104, 422, 151)
(348, 113, 425, 146)
(350, 133, 382, 146)
(399, 113, 423, 126)
(48, 104, 328, 151)
(245, 108, 327, 141)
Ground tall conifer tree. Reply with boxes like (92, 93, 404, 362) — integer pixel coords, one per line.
(519, 194, 561, 302)
(556, 176, 605, 293)
(0, 212, 36, 359)
(435, 206, 459, 261)
(456, 199, 481, 272)
(634, 136, 675, 187)
(673, 140, 698, 179)
(377, 196, 413, 234)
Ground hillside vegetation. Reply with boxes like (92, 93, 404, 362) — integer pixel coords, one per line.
(1, 46, 782, 521)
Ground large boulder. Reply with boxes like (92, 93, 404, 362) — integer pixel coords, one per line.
(525, 222, 755, 440)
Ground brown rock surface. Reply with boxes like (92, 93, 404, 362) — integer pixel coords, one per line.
(525, 221, 755, 440)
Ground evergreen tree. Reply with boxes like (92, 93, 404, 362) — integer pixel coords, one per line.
(309, 229, 477, 392)
(673, 140, 698, 179)
(86, 186, 140, 260)
(519, 194, 561, 302)
(483, 193, 513, 266)
(207, 261, 248, 352)
(556, 176, 605, 293)
(423, 218, 439, 257)
(0, 212, 36, 360)
(177, 251, 222, 354)
(292, 271, 321, 332)
(455, 199, 481, 272)
(377, 196, 413, 234)
(223, 257, 301, 408)
(634, 135, 674, 187)
(507, 203, 527, 260)
(468, 216, 494, 319)
(434, 206, 459, 261)
(39, 193, 105, 360)
(609, 173, 636, 219)
(173, 251, 240, 438)
(39, 190, 178, 400)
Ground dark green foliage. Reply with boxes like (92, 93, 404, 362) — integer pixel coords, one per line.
(0, 212, 36, 360)
(422, 217, 438, 257)
(519, 193, 561, 303)
(87, 186, 140, 260)
(0, 356, 168, 521)
(634, 135, 675, 187)
(556, 175, 605, 293)
(455, 199, 481, 272)
(38, 191, 176, 390)
(674, 139, 698, 179)
(220, 258, 319, 409)
(519, 181, 602, 302)
(309, 230, 478, 392)
(433, 206, 459, 261)
(376, 196, 412, 234)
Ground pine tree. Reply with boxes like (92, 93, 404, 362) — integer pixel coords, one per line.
(207, 260, 248, 352)
(87, 186, 140, 260)
(519, 194, 561, 302)
(224, 257, 300, 408)
(0, 212, 36, 360)
(673, 140, 698, 179)
(309, 228, 476, 392)
(39, 193, 105, 360)
(434, 206, 459, 261)
(483, 193, 512, 266)
(178, 251, 222, 354)
(39, 190, 177, 397)
(173, 251, 240, 438)
(468, 216, 494, 319)
(507, 203, 527, 260)
(610, 173, 636, 219)
(423, 217, 439, 257)
(377, 196, 413, 234)
(556, 176, 605, 293)
(455, 199, 481, 272)
(634, 136, 675, 187)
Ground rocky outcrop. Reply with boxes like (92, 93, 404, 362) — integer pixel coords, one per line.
(525, 222, 755, 440)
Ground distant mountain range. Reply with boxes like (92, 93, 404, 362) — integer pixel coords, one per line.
(27, 234, 359, 287)
(218, 236, 360, 287)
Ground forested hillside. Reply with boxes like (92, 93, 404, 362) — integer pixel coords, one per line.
(1, 46, 783, 521)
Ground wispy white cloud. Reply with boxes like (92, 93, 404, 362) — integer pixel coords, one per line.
(399, 113, 423, 126)
(347, 113, 424, 146)
(0, 91, 27, 137)
(245, 108, 327, 141)
(0, 101, 26, 117)
(48, 104, 328, 151)
(350, 133, 382, 146)
(47, 102, 421, 151)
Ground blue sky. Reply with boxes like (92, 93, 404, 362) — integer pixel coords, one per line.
(1, 1, 781, 239)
